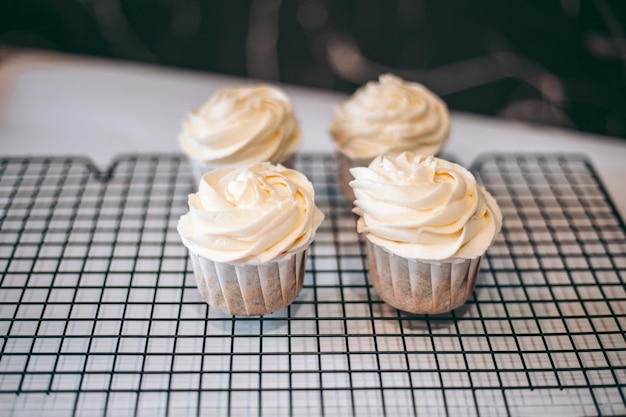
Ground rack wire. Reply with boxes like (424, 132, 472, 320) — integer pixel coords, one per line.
(0, 153, 624, 417)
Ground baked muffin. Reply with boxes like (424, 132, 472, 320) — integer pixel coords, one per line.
(349, 152, 502, 314)
(177, 162, 324, 316)
(179, 84, 301, 184)
(330, 73, 450, 201)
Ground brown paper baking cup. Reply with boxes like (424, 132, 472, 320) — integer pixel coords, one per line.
(187, 154, 297, 186)
(335, 152, 371, 202)
(188, 249, 307, 316)
(366, 240, 481, 314)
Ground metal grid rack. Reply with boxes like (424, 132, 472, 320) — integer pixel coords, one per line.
(0, 153, 624, 417)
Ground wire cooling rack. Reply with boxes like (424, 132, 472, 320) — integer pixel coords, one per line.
(0, 153, 625, 417)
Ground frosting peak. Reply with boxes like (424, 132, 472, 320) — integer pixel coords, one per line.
(330, 74, 450, 160)
(178, 163, 324, 264)
(179, 85, 301, 166)
(350, 152, 502, 261)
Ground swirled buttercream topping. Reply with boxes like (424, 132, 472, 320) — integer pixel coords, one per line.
(179, 85, 301, 166)
(330, 74, 450, 160)
(178, 162, 324, 264)
(350, 152, 502, 260)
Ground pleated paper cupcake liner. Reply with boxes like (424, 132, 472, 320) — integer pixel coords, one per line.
(366, 240, 481, 314)
(187, 154, 297, 186)
(188, 249, 307, 316)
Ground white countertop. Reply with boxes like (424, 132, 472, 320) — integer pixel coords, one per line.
(2, 50, 625, 220)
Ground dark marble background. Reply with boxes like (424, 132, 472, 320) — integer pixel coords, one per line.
(2, 0, 625, 139)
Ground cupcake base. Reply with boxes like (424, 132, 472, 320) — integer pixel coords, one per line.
(188, 249, 307, 316)
(366, 240, 481, 314)
(335, 152, 371, 202)
(188, 154, 297, 186)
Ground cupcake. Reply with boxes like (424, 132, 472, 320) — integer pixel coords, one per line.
(177, 162, 324, 316)
(178, 84, 302, 183)
(349, 152, 502, 314)
(330, 73, 450, 201)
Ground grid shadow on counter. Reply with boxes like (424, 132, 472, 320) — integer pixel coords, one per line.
(0, 154, 624, 417)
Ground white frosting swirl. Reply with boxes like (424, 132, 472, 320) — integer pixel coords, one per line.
(330, 74, 450, 160)
(178, 162, 324, 264)
(179, 85, 301, 166)
(350, 152, 502, 261)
